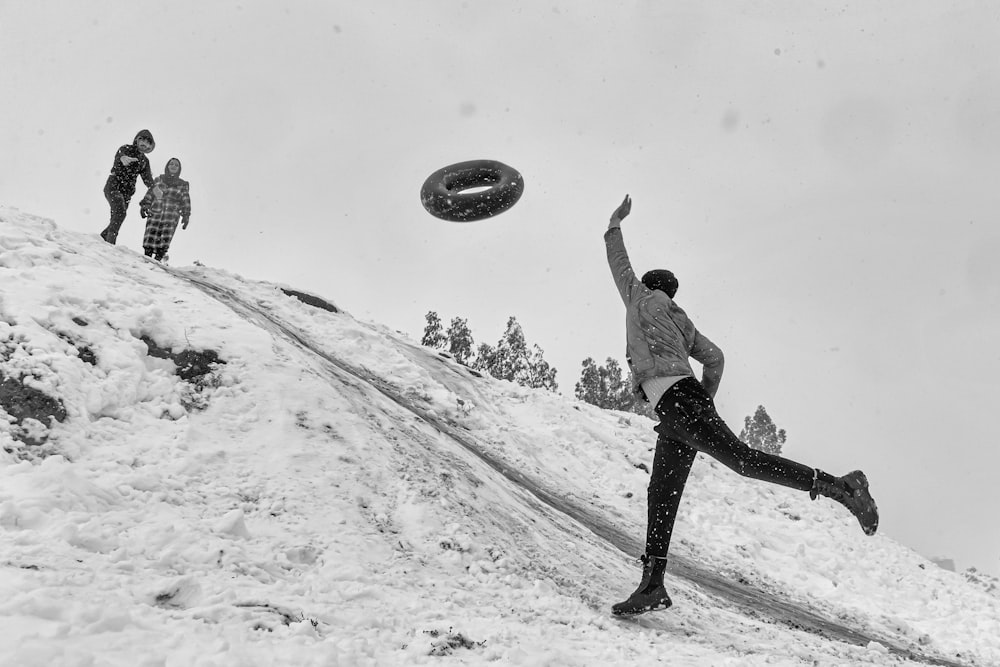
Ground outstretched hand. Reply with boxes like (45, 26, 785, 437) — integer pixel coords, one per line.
(610, 194, 631, 226)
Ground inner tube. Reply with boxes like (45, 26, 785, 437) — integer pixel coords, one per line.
(420, 160, 524, 222)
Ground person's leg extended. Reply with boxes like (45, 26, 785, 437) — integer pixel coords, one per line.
(659, 377, 878, 535)
(657, 378, 815, 491)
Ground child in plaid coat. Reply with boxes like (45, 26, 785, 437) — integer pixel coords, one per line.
(139, 157, 191, 261)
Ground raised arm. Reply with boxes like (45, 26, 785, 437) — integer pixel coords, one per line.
(608, 194, 631, 231)
(605, 195, 645, 305)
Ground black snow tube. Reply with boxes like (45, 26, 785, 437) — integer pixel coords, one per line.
(420, 159, 524, 222)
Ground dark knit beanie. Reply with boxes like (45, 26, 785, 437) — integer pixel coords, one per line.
(641, 269, 679, 298)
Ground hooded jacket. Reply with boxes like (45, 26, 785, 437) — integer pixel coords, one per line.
(605, 226, 724, 399)
(106, 130, 155, 197)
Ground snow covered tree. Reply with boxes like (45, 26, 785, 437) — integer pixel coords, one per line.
(421, 311, 447, 350)
(445, 317, 475, 366)
(473, 316, 558, 391)
(739, 405, 786, 455)
(474, 341, 497, 373)
(575, 358, 601, 405)
(573, 357, 657, 418)
(474, 316, 527, 383)
(421, 312, 556, 390)
(492, 316, 529, 382)
(526, 343, 558, 391)
(575, 357, 633, 411)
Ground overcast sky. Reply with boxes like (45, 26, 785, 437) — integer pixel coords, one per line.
(2, 1, 998, 576)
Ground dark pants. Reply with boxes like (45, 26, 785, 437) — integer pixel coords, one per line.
(645, 377, 815, 557)
(101, 181, 131, 244)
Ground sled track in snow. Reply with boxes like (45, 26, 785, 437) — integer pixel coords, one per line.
(177, 271, 970, 667)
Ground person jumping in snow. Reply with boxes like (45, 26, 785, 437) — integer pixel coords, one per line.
(604, 194, 878, 616)
(100, 129, 156, 245)
(139, 157, 191, 262)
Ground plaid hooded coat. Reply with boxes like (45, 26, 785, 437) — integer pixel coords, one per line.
(140, 158, 191, 254)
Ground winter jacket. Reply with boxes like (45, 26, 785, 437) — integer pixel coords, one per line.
(105, 130, 155, 199)
(139, 158, 191, 253)
(604, 226, 724, 399)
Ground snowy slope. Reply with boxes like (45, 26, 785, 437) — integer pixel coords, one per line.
(1, 206, 998, 667)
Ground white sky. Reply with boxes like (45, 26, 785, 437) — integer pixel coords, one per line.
(1, 1, 998, 576)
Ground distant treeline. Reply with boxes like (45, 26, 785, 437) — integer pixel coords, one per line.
(420, 310, 787, 453)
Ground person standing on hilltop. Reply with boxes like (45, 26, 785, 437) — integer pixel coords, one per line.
(139, 157, 190, 262)
(604, 194, 879, 616)
(100, 129, 156, 245)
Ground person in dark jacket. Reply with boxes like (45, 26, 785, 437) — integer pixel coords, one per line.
(100, 129, 156, 245)
(605, 194, 879, 616)
(139, 157, 191, 262)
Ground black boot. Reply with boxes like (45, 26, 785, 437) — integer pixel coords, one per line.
(612, 555, 672, 616)
(810, 469, 879, 536)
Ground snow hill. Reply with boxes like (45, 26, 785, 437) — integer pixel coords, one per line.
(1, 206, 998, 667)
